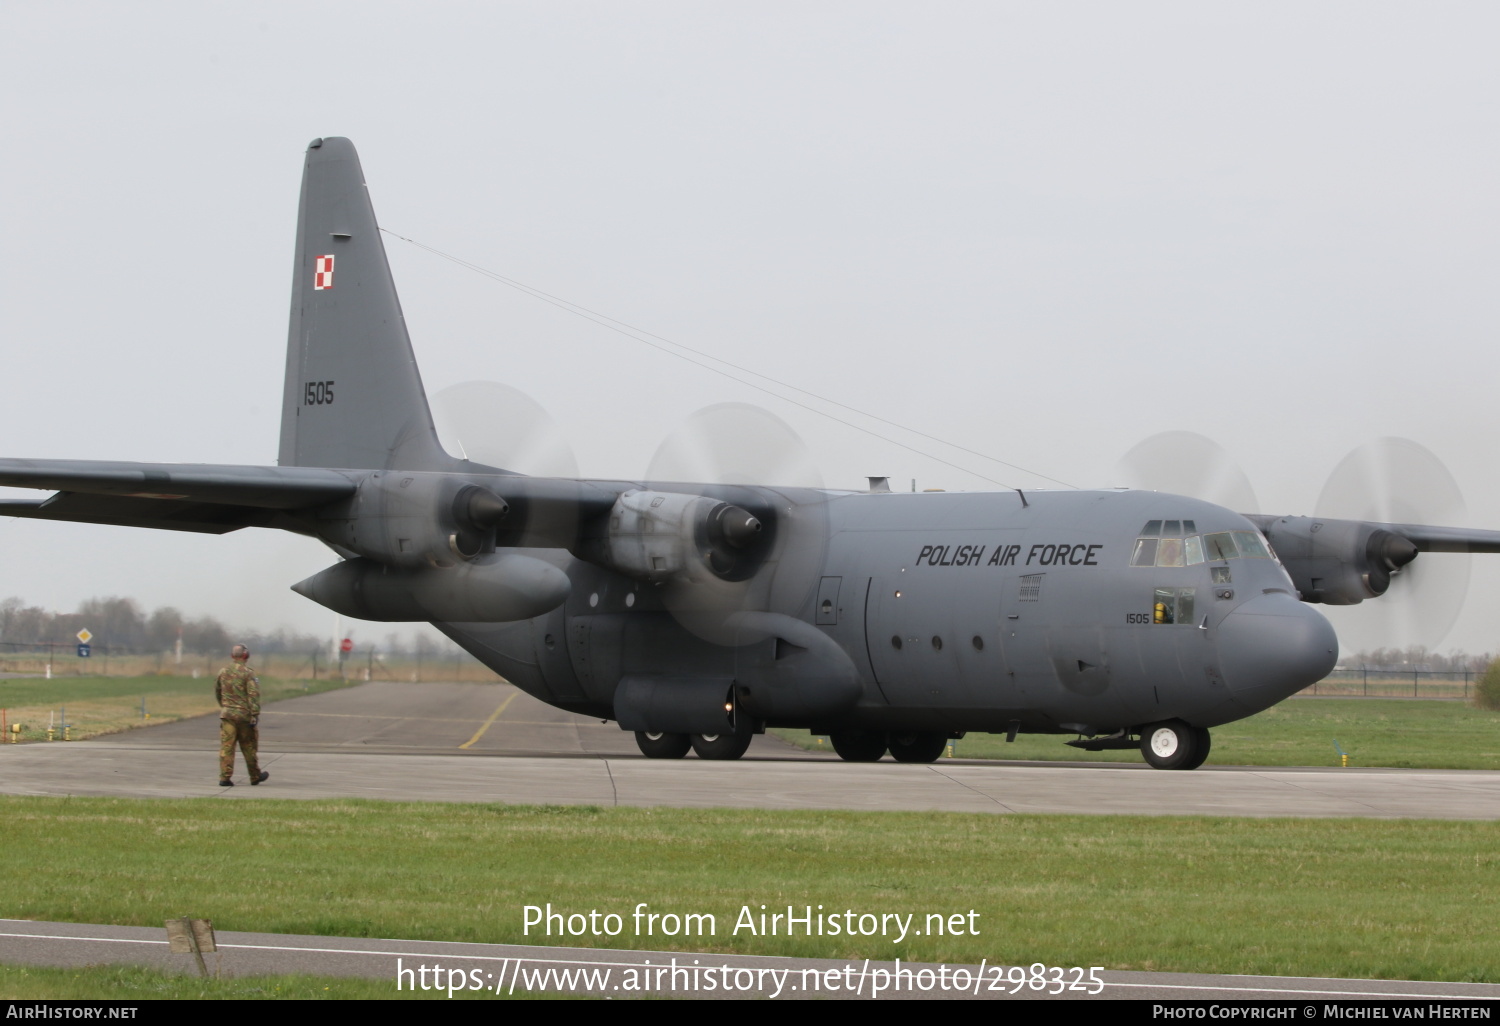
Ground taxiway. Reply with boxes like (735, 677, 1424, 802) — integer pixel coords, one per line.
(0, 682, 1496, 818)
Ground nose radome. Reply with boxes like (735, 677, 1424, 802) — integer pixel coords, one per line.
(1216, 592, 1338, 707)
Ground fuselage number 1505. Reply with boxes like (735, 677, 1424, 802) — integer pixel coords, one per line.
(304, 381, 335, 406)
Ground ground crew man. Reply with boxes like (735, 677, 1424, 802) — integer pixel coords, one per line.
(216, 644, 268, 786)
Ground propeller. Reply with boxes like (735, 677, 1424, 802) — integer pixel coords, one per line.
(1314, 438, 1470, 653)
(643, 403, 828, 646)
(1113, 430, 1259, 513)
(430, 381, 579, 478)
(430, 380, 582, 550)
(645, 402, 822, 490)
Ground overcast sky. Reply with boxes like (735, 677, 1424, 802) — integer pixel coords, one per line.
(2, 2, 1496, 655)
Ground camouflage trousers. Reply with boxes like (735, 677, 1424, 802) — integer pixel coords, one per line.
(219, 718, 260, 781)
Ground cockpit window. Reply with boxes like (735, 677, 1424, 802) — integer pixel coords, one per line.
(1133, 523, 1271, 567)
(1156, 537, 1185, 567)
(1202, 532, 1239, 560)
(1130, 538, 1159, 567)
(1234, 531, 1270, 559)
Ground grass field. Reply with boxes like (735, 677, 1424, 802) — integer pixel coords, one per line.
(775, 698, 1500, 770)
(0, 674, 360, 742)
(0, 797, 1496, 983)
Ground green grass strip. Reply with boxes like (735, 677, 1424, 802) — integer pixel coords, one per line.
(0, 796, 1496, 983)
(0, 675, 359, 742)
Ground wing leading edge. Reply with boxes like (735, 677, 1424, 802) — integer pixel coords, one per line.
(0, 459, 357, 535)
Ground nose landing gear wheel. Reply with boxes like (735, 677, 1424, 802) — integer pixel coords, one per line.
(635, 731, 691, 759)
(1139, 720, 1211, 770)
(690, 730, 753, 760)
(888, 731, 948, 763)
(829, 731, 888, 762)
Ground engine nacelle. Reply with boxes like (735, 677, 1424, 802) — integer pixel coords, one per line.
(291, 553, 569, 622)
(596, 490, 763, 584)
(310, 473, 511, 569)
(1253, 515, 1418, 605)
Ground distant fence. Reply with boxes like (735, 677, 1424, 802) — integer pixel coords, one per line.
(1300, 669, 1481, 700)
(0, 641, 500, 683)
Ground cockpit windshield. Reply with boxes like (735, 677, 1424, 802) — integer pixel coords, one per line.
(1130, 523, 1271, 568)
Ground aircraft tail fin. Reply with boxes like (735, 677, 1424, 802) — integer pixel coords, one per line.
(278, 137, 454, 471)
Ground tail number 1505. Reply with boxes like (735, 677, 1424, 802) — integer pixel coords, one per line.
(304, 381, 335, 406)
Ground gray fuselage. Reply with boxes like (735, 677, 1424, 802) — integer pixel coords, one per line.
(439, 486, 1338, 738)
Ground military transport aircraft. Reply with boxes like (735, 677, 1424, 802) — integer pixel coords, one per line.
(3, 137, 1498, 769)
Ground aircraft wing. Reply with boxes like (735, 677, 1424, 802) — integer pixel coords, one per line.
(0, 459, 357, 535)
(1248, 514, 1500, 555)
(1385, 524, 1500, 554)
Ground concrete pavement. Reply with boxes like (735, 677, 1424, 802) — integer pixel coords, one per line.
(0, 682, 1497, 818)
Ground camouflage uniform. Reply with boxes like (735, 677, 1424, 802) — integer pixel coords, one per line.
(216, 662, 261, 782)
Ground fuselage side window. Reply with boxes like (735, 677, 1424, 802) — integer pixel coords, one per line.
(1153, 586, 1196, 624)
(1153, 587, 1175, 624)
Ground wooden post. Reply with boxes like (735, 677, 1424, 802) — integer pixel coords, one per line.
(165, 917, 216, 978)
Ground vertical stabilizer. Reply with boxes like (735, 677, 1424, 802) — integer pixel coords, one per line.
(279, 137, 453, 471)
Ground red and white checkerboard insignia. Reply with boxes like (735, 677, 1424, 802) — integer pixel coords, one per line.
(313, 254, 335, 291)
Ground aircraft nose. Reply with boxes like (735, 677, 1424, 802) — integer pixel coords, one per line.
(1216, 592, 1338, 707)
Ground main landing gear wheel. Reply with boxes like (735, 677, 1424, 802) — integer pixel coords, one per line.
(636, 731, 691, 759)
(1139, 720, 1211, 770)
(829, 731, 888, 762)
(888, 731, 948, 764)
(690, 731, 753, 761)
